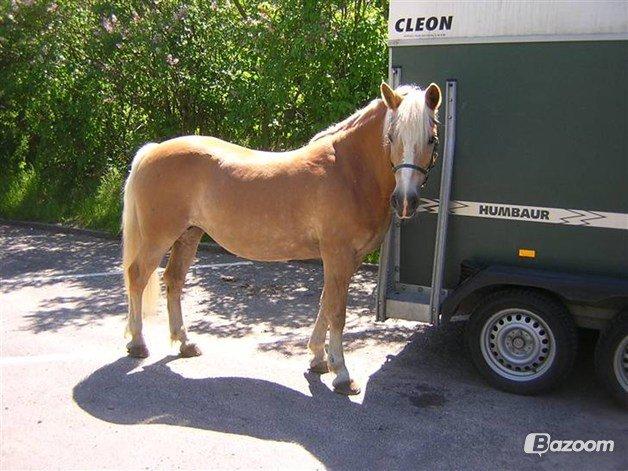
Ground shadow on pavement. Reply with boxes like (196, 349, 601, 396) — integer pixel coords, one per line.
(0, 232, 121, 288)
(1, 223, 384, 342)
(73, 325, 624, 470)
(22, 286, 128, 333)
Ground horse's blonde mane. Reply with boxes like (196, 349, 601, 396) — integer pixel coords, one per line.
(310, 85, 435, 147)
(309, 98, 382, 143)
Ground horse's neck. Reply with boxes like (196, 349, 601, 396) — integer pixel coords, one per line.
(333, 102, 395, 199)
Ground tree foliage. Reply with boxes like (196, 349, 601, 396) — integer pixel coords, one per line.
(0, 0, 387, 231)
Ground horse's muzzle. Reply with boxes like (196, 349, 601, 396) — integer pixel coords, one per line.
(391, 189, 420, 219)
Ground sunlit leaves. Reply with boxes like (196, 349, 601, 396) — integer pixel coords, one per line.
(1, 0, 387, 227)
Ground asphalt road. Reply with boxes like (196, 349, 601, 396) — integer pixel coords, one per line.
(0, 223, 625, 470)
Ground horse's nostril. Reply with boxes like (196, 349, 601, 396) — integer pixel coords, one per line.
(390, 193, 400, 209)
(410, 196, 418, 209)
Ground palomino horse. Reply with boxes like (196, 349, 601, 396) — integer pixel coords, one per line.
(122, 82, 441, 395)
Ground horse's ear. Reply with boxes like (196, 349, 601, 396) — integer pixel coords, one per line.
(425, 83, 442, 110)
(381, 82, 402, 110)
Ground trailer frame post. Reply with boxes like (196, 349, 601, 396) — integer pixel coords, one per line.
(428, 79, 458, 325)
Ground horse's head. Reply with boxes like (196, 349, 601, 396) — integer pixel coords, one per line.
(381, 82, 442, 219)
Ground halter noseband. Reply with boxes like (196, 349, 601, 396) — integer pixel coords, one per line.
(390, 134, 440, 188)
(393, 162, 430, 175)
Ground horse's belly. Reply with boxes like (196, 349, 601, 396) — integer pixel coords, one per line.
(201, 220, 320, 262)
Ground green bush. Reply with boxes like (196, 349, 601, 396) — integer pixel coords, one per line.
(0, 0, 388, 234)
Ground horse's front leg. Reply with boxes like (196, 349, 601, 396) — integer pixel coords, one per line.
(318, 249, 360, 395)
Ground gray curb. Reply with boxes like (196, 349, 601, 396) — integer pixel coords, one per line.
(0, 218, 225, 254)
(1, 218, 119, 240)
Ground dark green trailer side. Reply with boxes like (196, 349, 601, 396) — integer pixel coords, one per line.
(394, 41, 627, 292)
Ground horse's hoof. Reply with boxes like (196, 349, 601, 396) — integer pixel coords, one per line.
(180, 343, 202, 358)
(127, 344, 149, 358)
(309, 361, 330, 374)
(333, 380, 361, 396)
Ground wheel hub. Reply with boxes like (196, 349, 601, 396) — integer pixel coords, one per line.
(480, 308, 556, 381)
(512, 336, 525, 349)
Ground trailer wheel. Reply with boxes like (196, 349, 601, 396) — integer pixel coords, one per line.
(466, 290, 577, 394)
(595, 313, 628, 407)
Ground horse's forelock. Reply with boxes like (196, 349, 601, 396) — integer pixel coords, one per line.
(384, 85, 434, 149)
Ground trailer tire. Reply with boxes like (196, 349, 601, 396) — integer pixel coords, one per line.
(466, 289, 577, 395)
(594, 313, 628, 407)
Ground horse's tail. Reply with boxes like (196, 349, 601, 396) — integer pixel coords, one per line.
(122, 143, 160, 324)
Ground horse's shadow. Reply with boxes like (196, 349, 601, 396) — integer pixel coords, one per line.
(72, 327, 621, 469)
(73, 355, 397, 469)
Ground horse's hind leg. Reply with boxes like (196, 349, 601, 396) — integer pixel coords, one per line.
(163, 226, 204, 357)
(126, 248, 165, 358)
(308, 311, 329, 374)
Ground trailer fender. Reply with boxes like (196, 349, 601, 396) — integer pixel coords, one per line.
(441, 265, 628, 322)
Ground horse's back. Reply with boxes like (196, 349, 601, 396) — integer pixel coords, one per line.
(145, 135, 330, 174)
(157, 135, 256, 160)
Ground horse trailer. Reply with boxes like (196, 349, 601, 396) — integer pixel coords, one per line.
(377, 1, 628, 404)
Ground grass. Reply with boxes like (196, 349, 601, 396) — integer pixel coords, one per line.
(0, 167, 123, 235)
(0, 168, 66, 224)
(75, 167, 124, 234)
(364, 250, 380, 264)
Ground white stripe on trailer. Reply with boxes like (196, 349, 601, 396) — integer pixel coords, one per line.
(419, 198, 628, 230)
